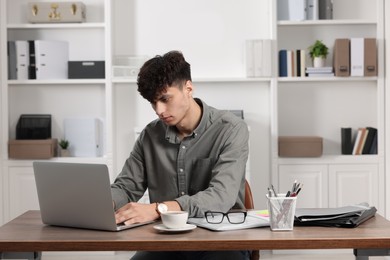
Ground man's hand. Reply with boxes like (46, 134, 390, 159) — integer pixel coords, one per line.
(115, 200, 182, 225)
(115, 202, 158, 225)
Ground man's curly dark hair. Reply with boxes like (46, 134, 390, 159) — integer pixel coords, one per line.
(137, 50, 192, 103)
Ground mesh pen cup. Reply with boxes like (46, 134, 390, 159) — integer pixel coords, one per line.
(266, 194, 297, 231)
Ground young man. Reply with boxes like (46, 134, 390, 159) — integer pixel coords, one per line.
(111, 50, 250, 260)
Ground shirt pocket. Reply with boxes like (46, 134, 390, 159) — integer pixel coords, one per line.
(188, 157, 216, 195)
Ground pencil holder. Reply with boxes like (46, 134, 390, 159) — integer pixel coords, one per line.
(266, 194, 297, 231)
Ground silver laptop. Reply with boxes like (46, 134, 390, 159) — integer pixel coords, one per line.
(33, 161, 153, 231)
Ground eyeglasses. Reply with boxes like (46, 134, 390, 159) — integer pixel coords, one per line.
(205, 211, 247, 224)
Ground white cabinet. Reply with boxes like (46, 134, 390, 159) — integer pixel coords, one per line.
(279, 163, 379, 209)
(273, 0, 385, 214)
(4, 166, 39, 221)
(328, 164, 379, 207)
(279, 164, 328, 208)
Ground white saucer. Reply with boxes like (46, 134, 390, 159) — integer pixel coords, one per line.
(153, 223, 197, 232)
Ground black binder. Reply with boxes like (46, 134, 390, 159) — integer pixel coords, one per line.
(294, 205, 377, 228)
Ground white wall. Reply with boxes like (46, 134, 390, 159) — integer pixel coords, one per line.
(112, 0, 273, 208)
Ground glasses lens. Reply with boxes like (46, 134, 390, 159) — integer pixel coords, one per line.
(205, 212, 224, 224)
(227, 212, 246, 224)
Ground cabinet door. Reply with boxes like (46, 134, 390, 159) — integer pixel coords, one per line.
(8, 167, 39, 220)
(278, 164, 328, 208)
(328, 164, 379, 207)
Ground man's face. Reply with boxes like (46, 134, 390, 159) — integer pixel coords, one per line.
(152, 81, 192, 126)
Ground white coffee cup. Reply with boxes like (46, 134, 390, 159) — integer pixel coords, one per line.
(161, 211, 188, 229)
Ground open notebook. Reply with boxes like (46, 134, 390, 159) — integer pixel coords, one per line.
(188, 211, 269, 231)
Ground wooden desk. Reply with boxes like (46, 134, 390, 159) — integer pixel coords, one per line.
(1, 211, 390, 260)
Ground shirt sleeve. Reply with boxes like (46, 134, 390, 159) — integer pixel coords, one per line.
(111, 137, 147, 210)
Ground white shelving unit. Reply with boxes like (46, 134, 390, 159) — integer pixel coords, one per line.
(273, 0, 385, 214)
(0, 0, 112, 223)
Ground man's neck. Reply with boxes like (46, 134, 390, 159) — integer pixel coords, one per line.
(176, 99, 202, 139)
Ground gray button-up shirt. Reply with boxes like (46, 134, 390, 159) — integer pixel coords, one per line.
(111, 98, 249, 217)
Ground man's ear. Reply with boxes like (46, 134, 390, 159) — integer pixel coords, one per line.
(185, 80, 193, 97)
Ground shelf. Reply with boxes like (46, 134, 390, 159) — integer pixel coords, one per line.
(5, 157, 109, 167)
(8, 79, 106, 85)
(112, 77, 271, 84)
(278, 19, 377, 26)
(278, 77, 378, 82)
(7, 23, 106, 29)
(277, 154, 380, 165)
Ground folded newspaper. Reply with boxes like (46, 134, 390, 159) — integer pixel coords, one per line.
(294, 203, 377, 228)
(188, 211, 269, 231)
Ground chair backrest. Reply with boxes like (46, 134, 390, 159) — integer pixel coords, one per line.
(245, 180, 255, 210)
(244, 180, 260, 260)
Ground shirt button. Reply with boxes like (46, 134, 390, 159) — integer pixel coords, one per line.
(182, 145, 186, 149)
(179, 168, 183, 172)
(181, 191, 185, 196)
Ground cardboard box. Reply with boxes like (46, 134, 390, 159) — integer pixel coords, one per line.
(9, 139, 58, 159)
(278, 136, 323, 157)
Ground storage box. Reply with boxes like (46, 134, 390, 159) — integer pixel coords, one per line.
(68, 61, 105, 79)
(112, 55, 148, 79)
(9, 139, 58, 159)
(278, 136, 323, 157)
(16, 114, 51, 140)
(28, 2, 86, 23)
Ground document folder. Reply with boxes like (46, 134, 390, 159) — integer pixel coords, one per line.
(35, 40, 69, 79)
(294, 204, 377, 228)
(333, 39, 350, 77)
(364, 38, 377, 76)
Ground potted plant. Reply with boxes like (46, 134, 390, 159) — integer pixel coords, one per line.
(308, 40, 329, 67)
(59, 139, 70, 157)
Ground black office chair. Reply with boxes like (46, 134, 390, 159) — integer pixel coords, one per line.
(245, 180, 260, 260)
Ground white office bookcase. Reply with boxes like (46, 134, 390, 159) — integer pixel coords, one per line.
(0, 0, 113, 222)
(273, 0, 385, 214)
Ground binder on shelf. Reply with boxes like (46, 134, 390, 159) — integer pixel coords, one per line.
(319, 0, 333, 20)
(353, 128, 367, 155)
(277, 0, 306, 21)
(369, 131, 378, 154)
(287, 50, 295, 77)
(362, 127, 377, 155)
(350, 38, 364, 76)
(28, 40, 36, 79)
(299, 49, 306, 77)
(35, 40, 69, 80)
(246, 39, 272, 78)
(279, 49, 288, 77)
(306, 0, 319, 20)
(253, 39, 264, 77)
(364, 38, 377, 76)
(341, 127, 353, 155)
(7, 41, 17, 80)
(15, 40, 29, 80)
(64, 117, 103, 157)
(245, 40, 255, 77)
(296, 49, 307, 77)
(261, 39, 272, 77)
(333, 38, 350, 77)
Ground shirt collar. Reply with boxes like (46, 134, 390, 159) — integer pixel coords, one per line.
(165, 98, 209, 143)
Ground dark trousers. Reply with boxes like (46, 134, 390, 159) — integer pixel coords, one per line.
(131, 250, 250, 260)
